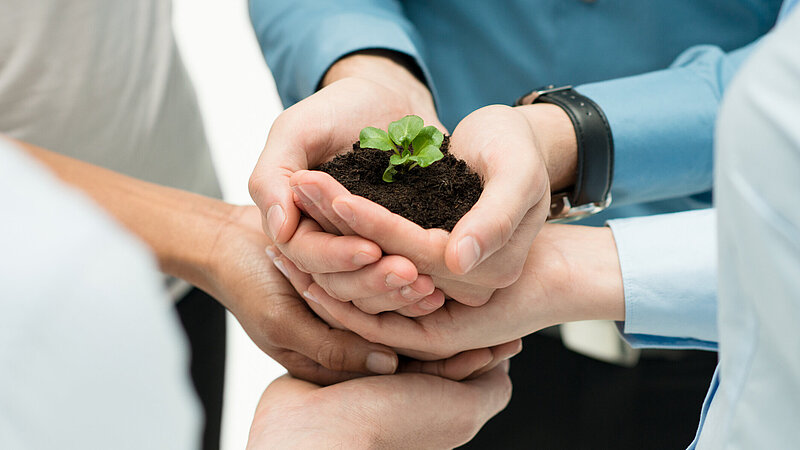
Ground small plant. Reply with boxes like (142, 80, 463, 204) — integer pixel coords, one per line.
(359, 115, 444, 182)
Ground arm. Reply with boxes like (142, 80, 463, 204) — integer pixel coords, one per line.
(16, 138, 510, 381)
(16, 139, 401, 382)
(576, 42, 760, 206)
(279, 211, 720, 360)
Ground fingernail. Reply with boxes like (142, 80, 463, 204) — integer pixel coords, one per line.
(352, 251, 378, 266)
(366, 352, 397, 375)
(290, 185, 312, 206)
(296, 183, 321, 203)
(332, 199, 355, 225)
(265, 246, 277, 261)
(273, 258, 289, 279)
(417, 298, 439, 311)
(267, 204, 286, 241)
(385, 272, 413, 288)
(303, 290, 319, 304)
(400, 285, 424, 300)
(456, 235, 481, 273)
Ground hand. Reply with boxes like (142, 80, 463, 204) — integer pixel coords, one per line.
(205, 205, 520, 382)
(249, 51, 448, 316)
(277, 223, 625, 360)
(246, 364, 512, 450)
(282, 104, 577, 307)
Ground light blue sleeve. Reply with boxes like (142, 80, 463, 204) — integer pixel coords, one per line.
(607, 209, 718, 351)
(577, 42, 758, 207)
(248, 0, 437, 107)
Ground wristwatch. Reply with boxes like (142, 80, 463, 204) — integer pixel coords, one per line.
(515, 85, 614, 222)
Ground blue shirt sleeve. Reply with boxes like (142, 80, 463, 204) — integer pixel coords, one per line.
(577, 42, 758, 207)
(249, 0, 437, 108)
(607, 209, 719, 351)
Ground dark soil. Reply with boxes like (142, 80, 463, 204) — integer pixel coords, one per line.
(316, 136, 482, 231)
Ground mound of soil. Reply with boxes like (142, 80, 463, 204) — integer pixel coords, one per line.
(316, 136, 482, 231)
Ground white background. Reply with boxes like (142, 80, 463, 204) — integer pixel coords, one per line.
(172, 1, 287, 449)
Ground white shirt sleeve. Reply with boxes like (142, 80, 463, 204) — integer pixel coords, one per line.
(607, 209, 719, 350)
(0, 141, 201, 450)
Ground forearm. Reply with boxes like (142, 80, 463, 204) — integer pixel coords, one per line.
(18, 140, 233, 290)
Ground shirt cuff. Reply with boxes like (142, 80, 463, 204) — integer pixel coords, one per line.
(607, 209, 719, 350)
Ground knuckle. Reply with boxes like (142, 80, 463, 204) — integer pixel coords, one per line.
(456, 289, 493, 307)
(318, 276, 346, 301)
(315, 339, 349, 371)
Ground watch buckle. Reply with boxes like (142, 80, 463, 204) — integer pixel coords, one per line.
(516, 85, 573, 106)
(547, 192, 612, 223)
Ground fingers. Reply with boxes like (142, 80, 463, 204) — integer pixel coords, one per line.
(444, 104, 549, 277)
(312, 254, 418, 299)
(249, 115, 310, 243)
(268, 350, 366, 387)
(290, 170, 356, 235)
(466, 339, 522, 379)
(305, 282, 459, 359)
(445, 168, 548, 279)
(392, 289, 445, 317)
(461, 361, 513, 422)
(275, 218, 381, 273)
(264, 252, 400, 376)
(400, 347, 493, 381)
(330, 194, 449, 275)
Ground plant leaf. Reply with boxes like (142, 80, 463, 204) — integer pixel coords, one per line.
(389, 153, 410, 165)
(359, 126, 395, 151)
(409, 145, 444, 167)
(411, 126, 444, 155)
(382, 165, 398, 183)
(388, 115, 424, 148)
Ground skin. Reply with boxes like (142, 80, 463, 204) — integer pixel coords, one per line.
(248, 51, 578, 315)
(247, 363, 513, 450)
(276, 223, 625, 361)
(16, 138, 518, 383)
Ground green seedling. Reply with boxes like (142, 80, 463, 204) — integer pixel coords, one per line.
(359, 115, 444, 182)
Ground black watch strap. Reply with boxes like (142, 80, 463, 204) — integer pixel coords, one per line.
(515, 86, 614, 210)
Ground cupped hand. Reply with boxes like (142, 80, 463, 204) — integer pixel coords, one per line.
(205, 205, 520, 382)
(248, 71, 448, 316)
(246, 363, 512, 450)
(248, 76, 444, 244)
(282, 105, 552, 308)
(275, 223, 625, 361)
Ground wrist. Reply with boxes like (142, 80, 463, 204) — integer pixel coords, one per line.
(516, 103, 578, 192)
(537, 224, 625, 324)
(322, 50, 437, 122)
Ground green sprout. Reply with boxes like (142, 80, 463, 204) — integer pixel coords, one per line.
(359, 115, 444, 182)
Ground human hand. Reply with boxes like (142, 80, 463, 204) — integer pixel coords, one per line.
(276, 223, 624, 360)
(282, 104, 576, 307)
(205, 205, 519, 382)
(246, 363, 512, 450)
(249, 51, 448, 316)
